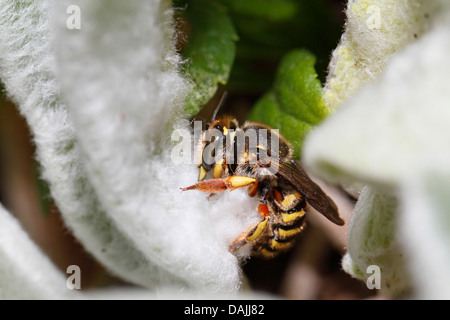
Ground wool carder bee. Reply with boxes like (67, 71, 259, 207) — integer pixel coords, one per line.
(181, 97, 344, 259)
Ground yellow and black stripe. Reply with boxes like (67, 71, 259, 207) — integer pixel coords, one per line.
(251, 187, 307, 258)
(275, 217, 306, 241)
(252, 236, 296, 259)
(275, 191, 306, 227)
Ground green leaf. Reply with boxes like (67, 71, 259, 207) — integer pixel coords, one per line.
(224, 0, 342, 93)
(248, 49, 331, 159)
(180, 0, 238, 118)
(224, 0, 298, 22)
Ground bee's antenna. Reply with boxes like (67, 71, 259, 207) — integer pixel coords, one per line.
(189, 114, 198, 126)
(211, 91, 228, 122)
(188, 91, 228, 127)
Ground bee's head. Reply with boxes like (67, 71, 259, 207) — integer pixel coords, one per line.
(204, 91, 238, 137)
(206, 116, 238, 137)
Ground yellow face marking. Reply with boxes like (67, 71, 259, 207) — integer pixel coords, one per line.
(227, 176, 256, 188)
(281, 210, 305, 223)
(278, 227, 302, 239)
(281, 192, 301, 208)
(223, 126, 228, 136)
(246, 218, 268, 242)
(198, 166, 207, 181)
(213, 161, 223, 179)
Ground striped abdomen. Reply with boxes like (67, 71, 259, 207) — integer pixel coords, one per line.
(252, 187, 307, 259)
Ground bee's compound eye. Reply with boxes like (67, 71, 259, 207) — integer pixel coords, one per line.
(205, 124, 209, 130)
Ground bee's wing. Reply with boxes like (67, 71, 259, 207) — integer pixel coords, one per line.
(275, 159, 344, 226)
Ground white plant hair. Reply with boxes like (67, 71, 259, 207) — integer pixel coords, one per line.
(0, 0, 259, 296)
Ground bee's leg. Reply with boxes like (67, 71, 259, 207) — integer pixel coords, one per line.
(229, 203, 270, 252)
(209, 160, 228, 199)
(204, 163, 240, 200)
(181, 176, 256, 194)
(247, 180, 259, 197)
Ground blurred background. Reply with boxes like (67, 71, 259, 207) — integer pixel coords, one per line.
(0, 0, 381, 299)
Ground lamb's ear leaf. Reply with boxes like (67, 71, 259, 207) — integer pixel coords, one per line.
(0, 203, 77, 299)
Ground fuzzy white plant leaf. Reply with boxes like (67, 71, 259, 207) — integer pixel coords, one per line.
(0, 0, 258, 293)
(304, 6, 450, 188)
(53, 0, 259, 293)
(341, 187, 409, 297)
(0, 203, 77, 299)
(304, 2, 450, 298)
(0, 0, 186, 290)
(324, 0, 433, 108)
(400, 172, 450, 299)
